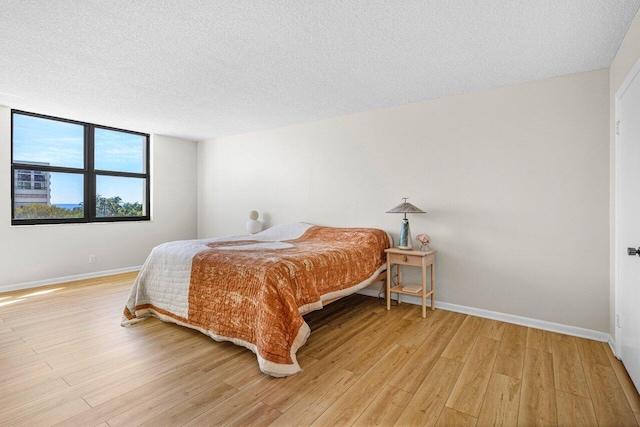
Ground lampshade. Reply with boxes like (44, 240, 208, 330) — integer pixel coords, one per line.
(386, 198, 426, 217)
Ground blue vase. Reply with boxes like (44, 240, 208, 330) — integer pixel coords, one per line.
(399, 218, 412, 249)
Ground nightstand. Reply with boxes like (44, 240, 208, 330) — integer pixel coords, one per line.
(385, 248, 436, 318)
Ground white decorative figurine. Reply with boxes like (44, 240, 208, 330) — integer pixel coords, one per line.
(416, 233, 431, 250)
(246, 210, 263, 234)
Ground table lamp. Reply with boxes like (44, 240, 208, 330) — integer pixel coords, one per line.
(386, 197, 426, 249)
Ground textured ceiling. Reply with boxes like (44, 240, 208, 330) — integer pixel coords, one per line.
(1, 1, 639, 141)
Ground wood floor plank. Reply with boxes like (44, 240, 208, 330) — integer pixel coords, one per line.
(0, 331, 26, 346)
(310, 344, 414, 426)
(479, 318, 506, 341)
(339, 326, 398, 372)
(1, 385, 81, 426)
(138, 381, 238, 427)
(258, 356, 328, 412)
(441, 315, 485, 363)
(0, 377, 70, 414)
(476, 373, 521, 426)
(493, 323, 526, 379)
(225, 401, 282, 427)
(106, 362, 246, 427)
(555, 390, 598, 427)
(42, 329, 174, 371)
(0, 360, 52, 384)
(300, 314, 390, 373)
(299, 311, 378, 359)
(604, 342, 640, 413)
(388, 314, 459, 393)
(20, 397, 91, 427)
(223, 362, 269, 390)
(64, 344, 195, 392)
(518, 348, 557, 426)
(394, 357, 464, 427)
(576, 337, 610, 367)
(183, 374, 288, 426)
(267, 366, 357, 426)
(582, 361, 638, 426)
(446, 311, 469, 330)
(395, 308, 450, 348)
(26, 321, 133, 354)
(435, 407, 478, 427)
(551, 333, 590, 398)
(40, 345, 226, 419)
(57, 366, 202, 427)
(445, 336, 500, 417)
(352, 384, 412, 426)
(76, 342, 244, 410)
(526, 328, 553, 353)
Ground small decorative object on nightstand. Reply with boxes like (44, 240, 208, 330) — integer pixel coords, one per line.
(385, 247, 436, 318)
(246, 210, 262, 234)
(416, 233, 431, 250)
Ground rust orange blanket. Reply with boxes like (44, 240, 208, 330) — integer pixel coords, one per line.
(122, 224, 390, 376)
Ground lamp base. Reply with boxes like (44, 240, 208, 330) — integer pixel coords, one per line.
(398, 218, 413, 249)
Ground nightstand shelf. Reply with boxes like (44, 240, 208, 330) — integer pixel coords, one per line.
(389, 284, 434, 299)
(385, 248, 436, 318)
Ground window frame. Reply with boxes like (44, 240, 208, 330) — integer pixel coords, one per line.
(11, 110, 151, 226)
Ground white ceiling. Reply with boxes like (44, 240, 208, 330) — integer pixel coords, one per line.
(1, 1, 639, 141)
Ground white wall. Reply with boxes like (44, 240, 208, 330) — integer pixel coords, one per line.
(0, 105, 198, 290)
(198, 69, 610, 333)
(610, 8, 640, 337)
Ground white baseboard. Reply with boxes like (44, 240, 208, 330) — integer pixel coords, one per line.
(0, 266, 142, 294)
(357, 288, 612, 344)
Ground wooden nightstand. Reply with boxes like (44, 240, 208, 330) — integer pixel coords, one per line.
(385, 248, 436, 318)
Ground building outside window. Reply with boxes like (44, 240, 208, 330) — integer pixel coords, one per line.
(13, 163, 51, 206)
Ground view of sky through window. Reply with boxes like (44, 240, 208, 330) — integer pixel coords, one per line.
(95, 128, 145, 174)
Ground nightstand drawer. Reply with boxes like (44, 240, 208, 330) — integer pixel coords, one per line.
(387, 252, 423, 267)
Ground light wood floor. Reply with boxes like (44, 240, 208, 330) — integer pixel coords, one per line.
(1, 272, 639, 426)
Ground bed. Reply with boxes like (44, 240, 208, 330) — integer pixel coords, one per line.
(122, 223, 391, 377)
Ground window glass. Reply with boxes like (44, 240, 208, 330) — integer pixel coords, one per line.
(12, 114, 84, 169)
(94, 128, 146, 173)
(11, 110, 149, 225)
(13, 171, 84, 220)
(95, 175, 146, 218)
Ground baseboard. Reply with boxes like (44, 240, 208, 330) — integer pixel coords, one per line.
(357, 288, 612, 344)
(0, 266, 142, 294)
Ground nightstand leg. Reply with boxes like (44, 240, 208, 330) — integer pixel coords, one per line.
(397, 265, 402, 304)
(386, 259, 391, 311)
(431, 263, 435, 310)
(422, 259, 427, 318)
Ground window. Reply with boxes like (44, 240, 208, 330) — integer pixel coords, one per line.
(11, 110, 150, 225)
